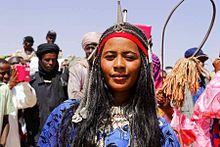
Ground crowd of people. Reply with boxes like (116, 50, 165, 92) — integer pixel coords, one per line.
(0, 11, 220, 147)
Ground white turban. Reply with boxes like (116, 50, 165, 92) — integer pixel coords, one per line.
(81, 32, 102, 50)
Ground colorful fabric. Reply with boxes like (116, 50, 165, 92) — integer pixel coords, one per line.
(38, 99, 180, 147)
(98, 32, 149, 57)
(170, 71, 220, 147)
(152, 53, 163, 90)
(134, 24, 152, 39)
(210, 119, 220, 147)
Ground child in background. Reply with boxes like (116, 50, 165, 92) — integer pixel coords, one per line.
(0, 59, 14, 147)
(5, 56, 36, 147)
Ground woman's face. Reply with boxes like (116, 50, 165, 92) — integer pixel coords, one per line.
(101, 37, 141, 93)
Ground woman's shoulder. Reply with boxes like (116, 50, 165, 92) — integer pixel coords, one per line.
(56, 99, 79, 110)
(44, 99, 79, 124)
(38, 99, 79, 146)
(158, 117, 180, 147)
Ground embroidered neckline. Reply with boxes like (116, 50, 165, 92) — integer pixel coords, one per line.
(96, 105, 131, 146)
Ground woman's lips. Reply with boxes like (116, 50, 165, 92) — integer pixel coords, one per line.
(110, 74, 128, 81)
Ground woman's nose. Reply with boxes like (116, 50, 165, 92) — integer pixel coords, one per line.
(114, 55, 125, 69)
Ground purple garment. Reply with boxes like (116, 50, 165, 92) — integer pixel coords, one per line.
(152, 53, 163, 90)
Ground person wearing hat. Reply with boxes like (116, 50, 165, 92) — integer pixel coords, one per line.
(184, 47, 209, 104)
(14, 36, 35, 62)
(23, 43, 67, 146)
(168, 54, 220, 146)
(184, 47, 209, 65)
(67, 32, 101, 99)
(46, 30, 64, 62)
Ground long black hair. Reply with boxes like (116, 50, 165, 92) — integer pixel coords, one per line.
(59, 23, 162, 147)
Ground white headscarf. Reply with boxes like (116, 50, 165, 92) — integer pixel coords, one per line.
(81, 32, 102, 50)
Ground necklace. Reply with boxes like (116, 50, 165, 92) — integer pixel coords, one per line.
(110, 106, 130, 130)
(96, 106, 132, 147)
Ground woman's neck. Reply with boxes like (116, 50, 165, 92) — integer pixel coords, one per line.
(112, 91, 132, 106)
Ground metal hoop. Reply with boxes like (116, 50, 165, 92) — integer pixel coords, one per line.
(161, 0, 216, 71)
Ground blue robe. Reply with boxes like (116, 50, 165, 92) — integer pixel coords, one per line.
(38, 99, 180, 147)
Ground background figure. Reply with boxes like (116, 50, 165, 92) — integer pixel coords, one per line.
(60, 59, 69, 72)
(162, 47, 211, 146)
(212, 54, 220, 73)
(60, 59, 70, 98)
(163, 48, 209, 119)
(23, 43, 67, 146)
(67, 32, 101, 99)
(14, 36, 38, 76)
(170, 54, 220, 146)
(5, 56, 37, 147)
(151, 54, 172, 122)
(184, 47, 209, 104)
(14, 36, 35, 62)
(46, 30, 56, 44)
(0, 59, 14, 147)
(210, 54, 220, 79)
(38, 23, 179, 147)
(46, 30, 65, 69)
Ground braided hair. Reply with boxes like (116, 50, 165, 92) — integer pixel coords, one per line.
(59, 23, 162, 147)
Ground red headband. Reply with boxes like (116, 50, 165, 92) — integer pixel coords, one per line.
(97, 32, 148, 57)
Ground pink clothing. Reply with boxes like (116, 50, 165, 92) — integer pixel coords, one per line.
(152, 53, 163, 90)
(134, 24, 152, 40)
(171, 71, 220, 146)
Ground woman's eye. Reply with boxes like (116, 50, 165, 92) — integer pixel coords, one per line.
(125, 56, 136, 61)
(104, 55, 115, 60)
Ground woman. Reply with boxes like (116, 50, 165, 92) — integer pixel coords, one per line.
(38, 23, 179, 147)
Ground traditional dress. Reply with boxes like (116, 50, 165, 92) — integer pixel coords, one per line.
(38, 99, 180, 147)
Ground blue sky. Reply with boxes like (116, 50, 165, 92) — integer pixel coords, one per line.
(0, 0, 219, 71)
